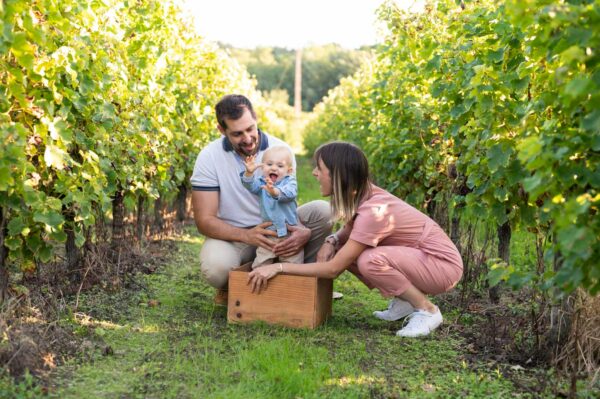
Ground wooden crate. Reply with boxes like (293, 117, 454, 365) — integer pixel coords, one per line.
(227, 263, 333, 329)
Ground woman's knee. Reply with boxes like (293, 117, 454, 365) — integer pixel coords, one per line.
(356, 249, 385, 278)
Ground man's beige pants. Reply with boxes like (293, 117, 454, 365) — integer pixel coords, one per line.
(199, 200, 332, 289)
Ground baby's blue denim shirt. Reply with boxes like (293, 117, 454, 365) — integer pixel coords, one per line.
(240, 173, 299, 237)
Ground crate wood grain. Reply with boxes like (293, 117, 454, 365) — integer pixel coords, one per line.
(227, 263, 333, 329)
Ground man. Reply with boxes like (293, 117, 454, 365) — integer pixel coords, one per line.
(190, 94, 332, 304)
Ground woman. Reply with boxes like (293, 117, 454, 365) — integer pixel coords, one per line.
(248, 142, 463, 337)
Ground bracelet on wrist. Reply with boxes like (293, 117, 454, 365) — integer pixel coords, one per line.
(325, 233, 339, 247)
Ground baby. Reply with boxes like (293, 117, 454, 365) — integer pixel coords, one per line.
(240, 145, 304, 269)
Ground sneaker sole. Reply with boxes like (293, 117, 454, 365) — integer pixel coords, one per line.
(396, 320, 443, 338)
(373, 309, 413, 321)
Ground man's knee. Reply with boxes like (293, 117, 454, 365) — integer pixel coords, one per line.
(200, 263, 230, 288)
(200, 242, 240, 289)
(298, 200, 332, 228)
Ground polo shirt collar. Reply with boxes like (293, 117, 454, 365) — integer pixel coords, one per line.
(222, 129, 269, 152)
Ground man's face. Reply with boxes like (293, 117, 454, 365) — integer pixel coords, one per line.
(218, 107, 259, 156)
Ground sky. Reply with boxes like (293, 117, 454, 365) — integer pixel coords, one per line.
(181, 1, 425, 49)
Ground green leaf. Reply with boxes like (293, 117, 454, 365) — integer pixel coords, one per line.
(450, 104, 466, 118)
(47, 117, 73, 144)
(555, 267, 582, 290)
(44, 145, 67, 170)
(487, 48, 504, 63)
(506, 270, 533, 290)
(517, 136, 542, 163)
(7, 217, 26, 236)
(8, 79, 26, 105)
(559, 45, 585, 64)
(10, 32, 34, 70)
(564, 76, 591, 98)
(491, 202, 508, 224)
(493, 186, 508, 202)
(487, 144, 511, 172)
(0, 167, 12, 190)
(487, 260, 509, 287)
(4, 236, 22, 251)
(37, 245, 53, 263)
(26, 235, 43, 253)
(426, 55, 441, 71)
(523, 173, 543, 193)
(557, 226, 592, 256)
(582, 110, 600, 137)
(510, 76, 529, 91)
(33, 211, 64, 228)
(50, 230, 67, 242)
(75, 231, 86, 248)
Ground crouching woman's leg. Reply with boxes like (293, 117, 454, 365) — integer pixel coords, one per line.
(351, 246, 462, 337)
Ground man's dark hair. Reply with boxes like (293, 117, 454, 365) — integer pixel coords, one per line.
(215, 94, 257, 129)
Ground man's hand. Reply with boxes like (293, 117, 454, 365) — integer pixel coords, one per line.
(245, 221, 277, 250)
(273, 224, 310, 258)
(316, 243, 336, 262)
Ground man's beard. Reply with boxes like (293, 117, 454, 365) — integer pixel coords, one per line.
(233, 138, 259, 156)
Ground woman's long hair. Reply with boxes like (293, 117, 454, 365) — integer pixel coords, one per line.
(314, 142, 371, 223)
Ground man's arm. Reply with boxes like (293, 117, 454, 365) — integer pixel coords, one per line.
(192, 190, 276, 249)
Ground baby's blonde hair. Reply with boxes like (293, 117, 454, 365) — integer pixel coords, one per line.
(263, 145, 293, 168)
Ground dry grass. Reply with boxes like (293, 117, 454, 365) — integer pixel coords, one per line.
(0, 233, 173, 383)
(552, 290, 600, 388)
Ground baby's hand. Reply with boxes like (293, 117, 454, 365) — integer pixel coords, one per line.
(244, 155, 262, 176)
(261, 177, 279, 197)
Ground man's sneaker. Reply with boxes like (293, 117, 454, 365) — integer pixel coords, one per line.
(373, 298, 414, 321)
(214, 288, 228, 306)
(396, 307, 443, 338)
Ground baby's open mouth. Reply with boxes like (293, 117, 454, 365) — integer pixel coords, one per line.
(269, 173, 278, 181)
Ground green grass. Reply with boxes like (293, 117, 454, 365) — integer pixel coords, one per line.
(52, 229, 527, 399)
(296, 155, 324, 205)
(46, 155, 567, 398)
(0, 370, 43, 399)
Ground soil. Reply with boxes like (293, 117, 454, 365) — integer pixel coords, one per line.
(0, 238, 174, 386)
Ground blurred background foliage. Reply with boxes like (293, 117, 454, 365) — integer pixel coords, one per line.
(225, 44, 374, 112)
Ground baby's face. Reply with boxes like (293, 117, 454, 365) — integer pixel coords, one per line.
(261, 152, 292, 183)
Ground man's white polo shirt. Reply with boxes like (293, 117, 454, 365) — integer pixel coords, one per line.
(190, 130, 295, 228)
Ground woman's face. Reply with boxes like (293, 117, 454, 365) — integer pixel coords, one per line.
(312, 157, 332, 197)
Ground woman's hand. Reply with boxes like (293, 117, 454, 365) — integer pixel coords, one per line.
(316, 242, 335, 262)
(247, 263, 281, 293)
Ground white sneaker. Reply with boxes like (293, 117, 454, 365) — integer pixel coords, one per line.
(373, 298, 414, 321)
(396, 307, 443, 338)
(332, 291, 344, 299)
